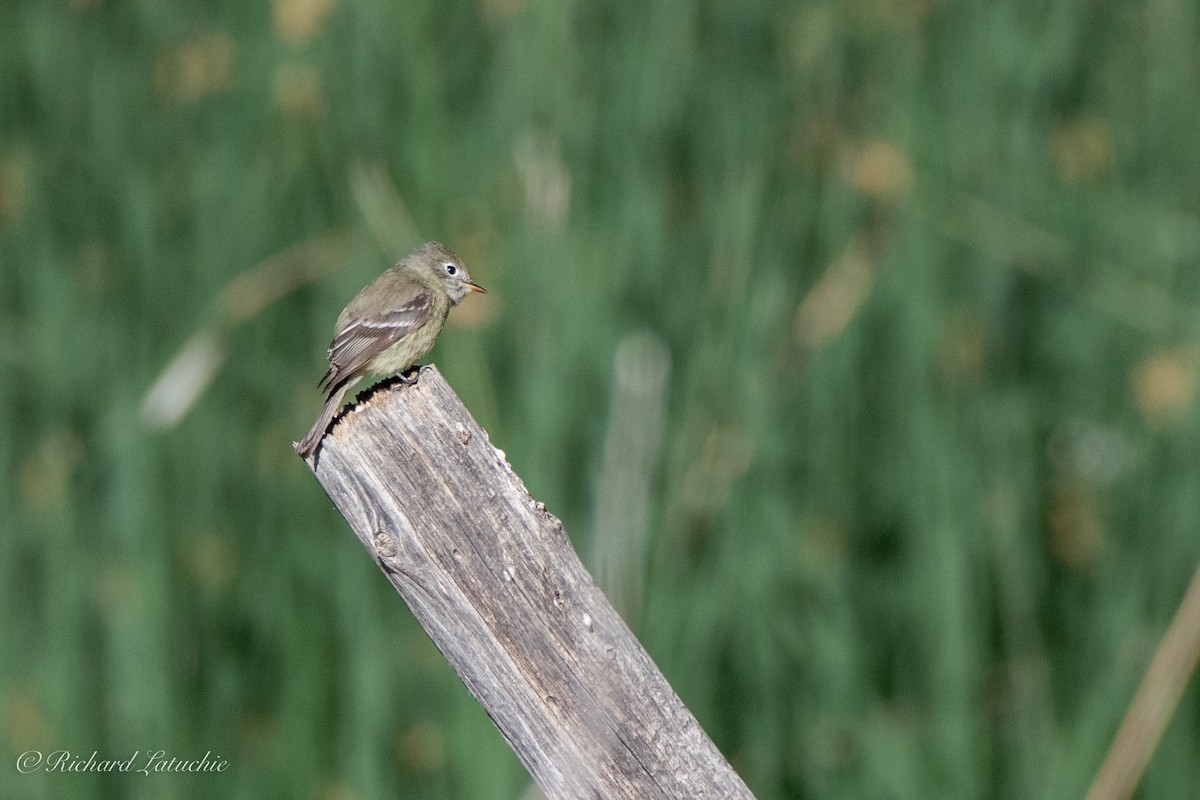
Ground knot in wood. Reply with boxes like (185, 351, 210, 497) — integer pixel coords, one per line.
(454, 422, 471, 445)
(373, 531, 399, 562)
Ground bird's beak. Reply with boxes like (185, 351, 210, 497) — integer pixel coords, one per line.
(465, 281, 487, 294)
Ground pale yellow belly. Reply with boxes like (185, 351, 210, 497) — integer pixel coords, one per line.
(365, 306, 449, 376)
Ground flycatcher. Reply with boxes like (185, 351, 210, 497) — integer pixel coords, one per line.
(295, 241, 485, 458)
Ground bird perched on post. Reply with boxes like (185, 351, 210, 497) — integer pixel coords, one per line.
(295, 241, 485, 459)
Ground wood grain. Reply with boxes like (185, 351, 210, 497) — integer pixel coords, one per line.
(297, 366, 755, 800)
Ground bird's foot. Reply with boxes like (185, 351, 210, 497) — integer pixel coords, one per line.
(398, 365, 422, 386)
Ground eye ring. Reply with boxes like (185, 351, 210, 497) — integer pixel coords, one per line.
(444, 262, 458, 276)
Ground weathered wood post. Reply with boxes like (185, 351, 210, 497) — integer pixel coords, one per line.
(297, 366, 755, 800)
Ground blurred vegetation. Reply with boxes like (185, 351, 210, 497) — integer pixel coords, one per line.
(3, 0, 1200, 798)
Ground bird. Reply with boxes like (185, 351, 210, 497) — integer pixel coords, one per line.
(295, 241, 485, 458)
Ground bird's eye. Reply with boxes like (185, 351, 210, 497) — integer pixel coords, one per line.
(444, 263, 458, 276)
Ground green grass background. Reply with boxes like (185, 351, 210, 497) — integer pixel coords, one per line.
(3, 0, 1200, 797)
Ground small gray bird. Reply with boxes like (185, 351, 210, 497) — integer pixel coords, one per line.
(296, 242, 485, 458)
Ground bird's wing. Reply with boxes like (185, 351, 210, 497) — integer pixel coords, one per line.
(318, 290, 434, 393)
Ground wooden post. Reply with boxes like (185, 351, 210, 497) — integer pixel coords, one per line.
(297, 366, 755, 800)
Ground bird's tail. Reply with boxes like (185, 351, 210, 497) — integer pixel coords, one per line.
(295, 380, 353, 459)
